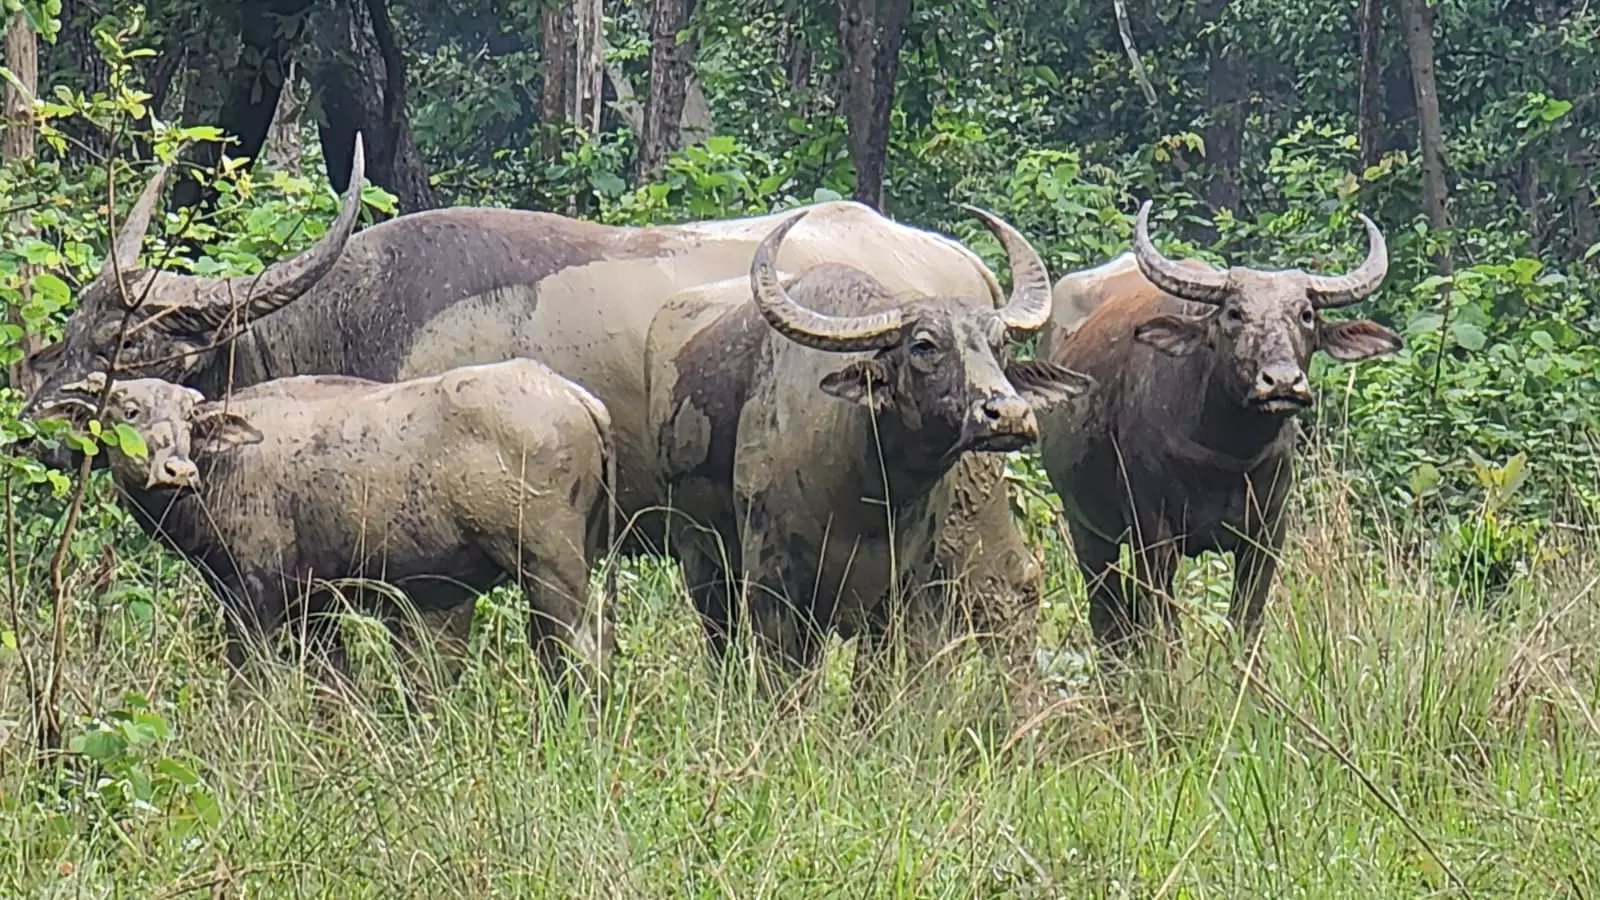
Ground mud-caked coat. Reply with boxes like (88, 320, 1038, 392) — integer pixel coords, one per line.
(647, 208, 1092, 685)
(37, 360, 617, 691)
(23, 138, 1059, 696)
(1037, 202, 1403, 664)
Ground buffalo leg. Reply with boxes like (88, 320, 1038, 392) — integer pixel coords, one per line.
(1230, 517, 1287, 654)
(849, 582, 945, 725)
(483, 518, 614, 698)
(385, 601, 476, 702)
(929, 454, 1044, 703)
(678, 533, 742, 665)
(1071, 522, 1178, 671)
(1132, 538, 1182, 670)
(216, 577, 287, 692)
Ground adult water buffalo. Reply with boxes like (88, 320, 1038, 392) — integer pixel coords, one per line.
(1037, 201, 1402, 665)
(22, 139, 1051, 694)
(35, 361, 616, 694)
(647, 208, 1091, 693)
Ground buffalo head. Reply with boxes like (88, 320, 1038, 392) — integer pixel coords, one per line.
(34, 372, 262, 492)
(1129, 201, 1403, 416)
(23, 134, 368, 420)
(749, 207, 1094, 455)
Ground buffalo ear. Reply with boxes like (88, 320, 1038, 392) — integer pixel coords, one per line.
(820, 359, 893, 411)
(1134, 314, 1209, 357)
(190, 409, 264, 455)
(1319, 319, 1403, 362)
(1005, 359, 1095, 406)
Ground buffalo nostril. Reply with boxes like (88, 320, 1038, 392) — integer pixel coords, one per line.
(983, 404, 1002, 421)
(1259, 372, 1275, 387)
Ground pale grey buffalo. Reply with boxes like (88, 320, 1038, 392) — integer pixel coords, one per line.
(1037, 201, 1400, 666)
(23, 136, 1057, 698)
(36, 360, 617, 692)
(646, 207, 1092, 694)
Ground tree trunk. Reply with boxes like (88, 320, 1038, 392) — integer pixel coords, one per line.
(4, 9, 42, 395)
(539, 0, 604, 214)
(1568, 129, 1596, 263)
(307, 0, 437, 213)
(1201, 0, 1244, 228)
(263, 58, 307, 176)
(1520, 154, 1541, 257)
(39, 0, 115, 164)
(1398, 0, 1449, 275)
(1357, 0, 1384, 172)
(540, 0, 604, 136)
(639, 0, 699, 179)
(170, 1, 313, 212)
(3, 10, 35, 163)
(782, 16, 814, 119)
(836, 0, 911, 211)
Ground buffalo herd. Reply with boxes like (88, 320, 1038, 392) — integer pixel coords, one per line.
(19, 135, 1402, 701)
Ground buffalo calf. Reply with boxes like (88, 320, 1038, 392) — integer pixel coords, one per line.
(39, 360, 617, 693)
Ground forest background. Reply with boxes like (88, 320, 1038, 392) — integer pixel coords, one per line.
(1, 0, 1599, 895)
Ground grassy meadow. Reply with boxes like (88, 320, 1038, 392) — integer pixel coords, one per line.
(1, 446, 1598, 899)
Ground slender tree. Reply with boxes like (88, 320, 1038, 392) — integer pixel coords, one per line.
(639, 0, 700, 179)
(1399, 0, 1449, 275)
(1356, 0, 1384, 172)
(307, 0, 437, 212)
(835, 0, 911, 211)
(4, 7, 41, 394)
(170, 1, 312, 211)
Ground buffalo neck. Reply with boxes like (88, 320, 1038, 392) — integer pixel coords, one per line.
(863, 418, 964, 509)
(1158, 352, 1294, 473)
(118, 482, 218, 563)
(188, 317, 297, 398)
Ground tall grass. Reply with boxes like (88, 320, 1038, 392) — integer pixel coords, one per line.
(1, 451, 1597, 898)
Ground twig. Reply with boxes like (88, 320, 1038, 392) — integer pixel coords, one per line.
(1111, 0, 1159, 107)
(4, 471, 41, 752)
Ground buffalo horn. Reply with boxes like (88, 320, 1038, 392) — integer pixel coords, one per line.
(150, 133, 368, 330)
(1306, 213, 1388, 308)
(958, 204, 1053, 336)
(100, 164, 171, 286)
(1131, 200, 1230, 305)
(749, 210, 905, 352)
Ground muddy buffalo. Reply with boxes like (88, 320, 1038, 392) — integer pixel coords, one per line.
(35, 360, 617, 693)
(1038, 201, 1402, 665)
(647, 207, 1091, 694)
(23, 139, 1054, 697)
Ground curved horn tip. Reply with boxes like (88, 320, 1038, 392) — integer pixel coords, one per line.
(761, 209, 809, 245)
(347, 132, 367, 191)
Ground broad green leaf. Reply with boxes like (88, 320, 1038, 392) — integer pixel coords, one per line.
(30, 272, 71, 310)
(113, 423, 148, 459)
(1450, 322, 1487, 351)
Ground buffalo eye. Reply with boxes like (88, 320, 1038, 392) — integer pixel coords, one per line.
(910, 337, 939, 357)
(1299, 309, 1315, 327)
(1225, 308, 1244, 323)
(121, 404, 141, 422)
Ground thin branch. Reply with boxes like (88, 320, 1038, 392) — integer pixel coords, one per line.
(1111, 0, 1158, 107)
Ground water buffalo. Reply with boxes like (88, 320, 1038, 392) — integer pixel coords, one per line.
(1037, 201, 1401, 665)
(647, 207, 1092, 694)
(35, 360, 617, 693)
(23, 141, 1052, 697)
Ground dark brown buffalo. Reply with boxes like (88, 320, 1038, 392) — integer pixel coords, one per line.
(648, 208, 1091, 693)
(1038, 201, 1402, 664)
